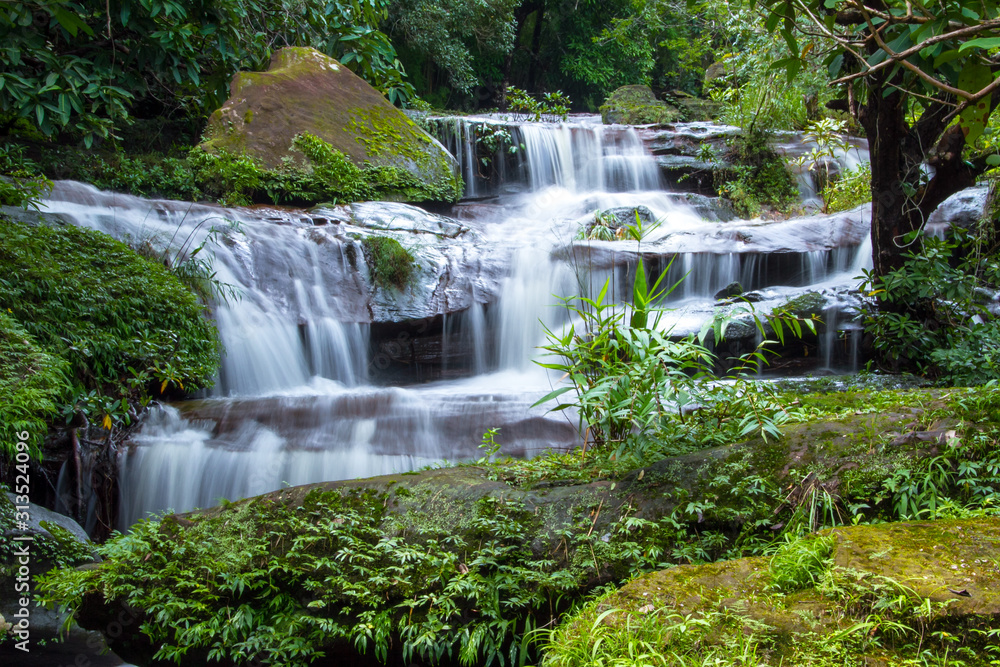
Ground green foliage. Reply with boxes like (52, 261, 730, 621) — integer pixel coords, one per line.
(16, 132, 460, 206)
(36, 488, 577, 666)
(361, 236, 416, 289)
(535, 257, 808, 460)
(0, 144, 52, 211)
(714, 131, 799, 218)
(863, 230, 1000, 384)
(0, 0, 412, 146)
(388, 0, 520, 95)
(767, 533, 833, 592)
(824, 162, 871, 213)
(0, 219, 219, 431)
(793, 118, 856, 212)
(505, 87, 571, 122)
(0, 312, 69, 459)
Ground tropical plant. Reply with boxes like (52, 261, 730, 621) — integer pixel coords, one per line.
(862, 227, 1000, 384)
(534, 248, 812, 459)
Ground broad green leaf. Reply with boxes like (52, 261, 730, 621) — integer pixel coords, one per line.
(958, 63, 993, 143)
(828, 53, 844, 78)
(530, 387, 573, 408)
(959, 37, 1000, 52)
(934, 49, 963, 68)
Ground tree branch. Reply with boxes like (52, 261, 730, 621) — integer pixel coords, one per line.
(829, 19, 1000, 87)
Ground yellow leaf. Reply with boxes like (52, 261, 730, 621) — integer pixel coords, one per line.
(102, 414, 112, 430)
(160, 379, 168, 393)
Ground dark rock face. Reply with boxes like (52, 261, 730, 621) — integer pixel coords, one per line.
(199, 47, 461, 202)
(600, 85, 681, 126)
(0, 493, 106, 659)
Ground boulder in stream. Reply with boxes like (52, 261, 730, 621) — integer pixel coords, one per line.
(199, 47, 462, 203)
(600, 85, 681, 125)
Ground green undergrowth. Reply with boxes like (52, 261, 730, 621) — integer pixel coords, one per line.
(36, 386, 1000, 665)
(37, 487, 592, 666)
(2, 132, 462, 207)
(0, 218, 219, 453)
(0, 312, 70, 458)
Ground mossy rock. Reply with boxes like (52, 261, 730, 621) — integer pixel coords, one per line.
(547, 518, 1000, 666)
(599, 85, 680, 126)
(199, 47, 462, 203)
(673, 96, 722, 122)
(778, 291, 828, 320)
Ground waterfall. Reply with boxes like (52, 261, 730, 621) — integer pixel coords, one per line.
(31, 115, 874, 530)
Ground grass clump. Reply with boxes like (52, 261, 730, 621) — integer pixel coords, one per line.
(361, 235, 416, 289)
(0, 218, 219, 439)
(767, 533, 834, 593)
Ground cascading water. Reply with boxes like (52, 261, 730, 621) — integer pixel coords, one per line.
(38, 115, 872, 530)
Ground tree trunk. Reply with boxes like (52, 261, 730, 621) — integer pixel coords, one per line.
(860, 79, 914, 279)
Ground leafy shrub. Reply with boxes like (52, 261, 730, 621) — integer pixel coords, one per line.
(535, 258, 807, 460)
(0, 312, 70, 458)
(0, 219, 219, 431)
(505, 87, 571, 122)
(863, 228, 1000, 384)
(715, 131, 799, 218)
(37, 488, 575, 666)
(361, 236, 416, 289)
(0, 144, 52, 211)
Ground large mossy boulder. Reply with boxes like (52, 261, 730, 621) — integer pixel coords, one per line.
(199, 47, 462, 203)
(600, 85, 680, 125)
(546, 518, 1000, 666)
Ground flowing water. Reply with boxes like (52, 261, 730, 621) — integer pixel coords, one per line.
(36, 115, 872, 529)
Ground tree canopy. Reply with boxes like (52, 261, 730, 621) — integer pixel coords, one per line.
(0, 0, 413, 145)
(760, 0, 1000, 276)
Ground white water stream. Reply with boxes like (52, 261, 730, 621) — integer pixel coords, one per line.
(36, 115, 872, 528)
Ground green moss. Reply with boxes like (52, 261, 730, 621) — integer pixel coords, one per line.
(361, 235, 416, 289)
(599, 85, 681, 125)
(543, 520, 1000, 667)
